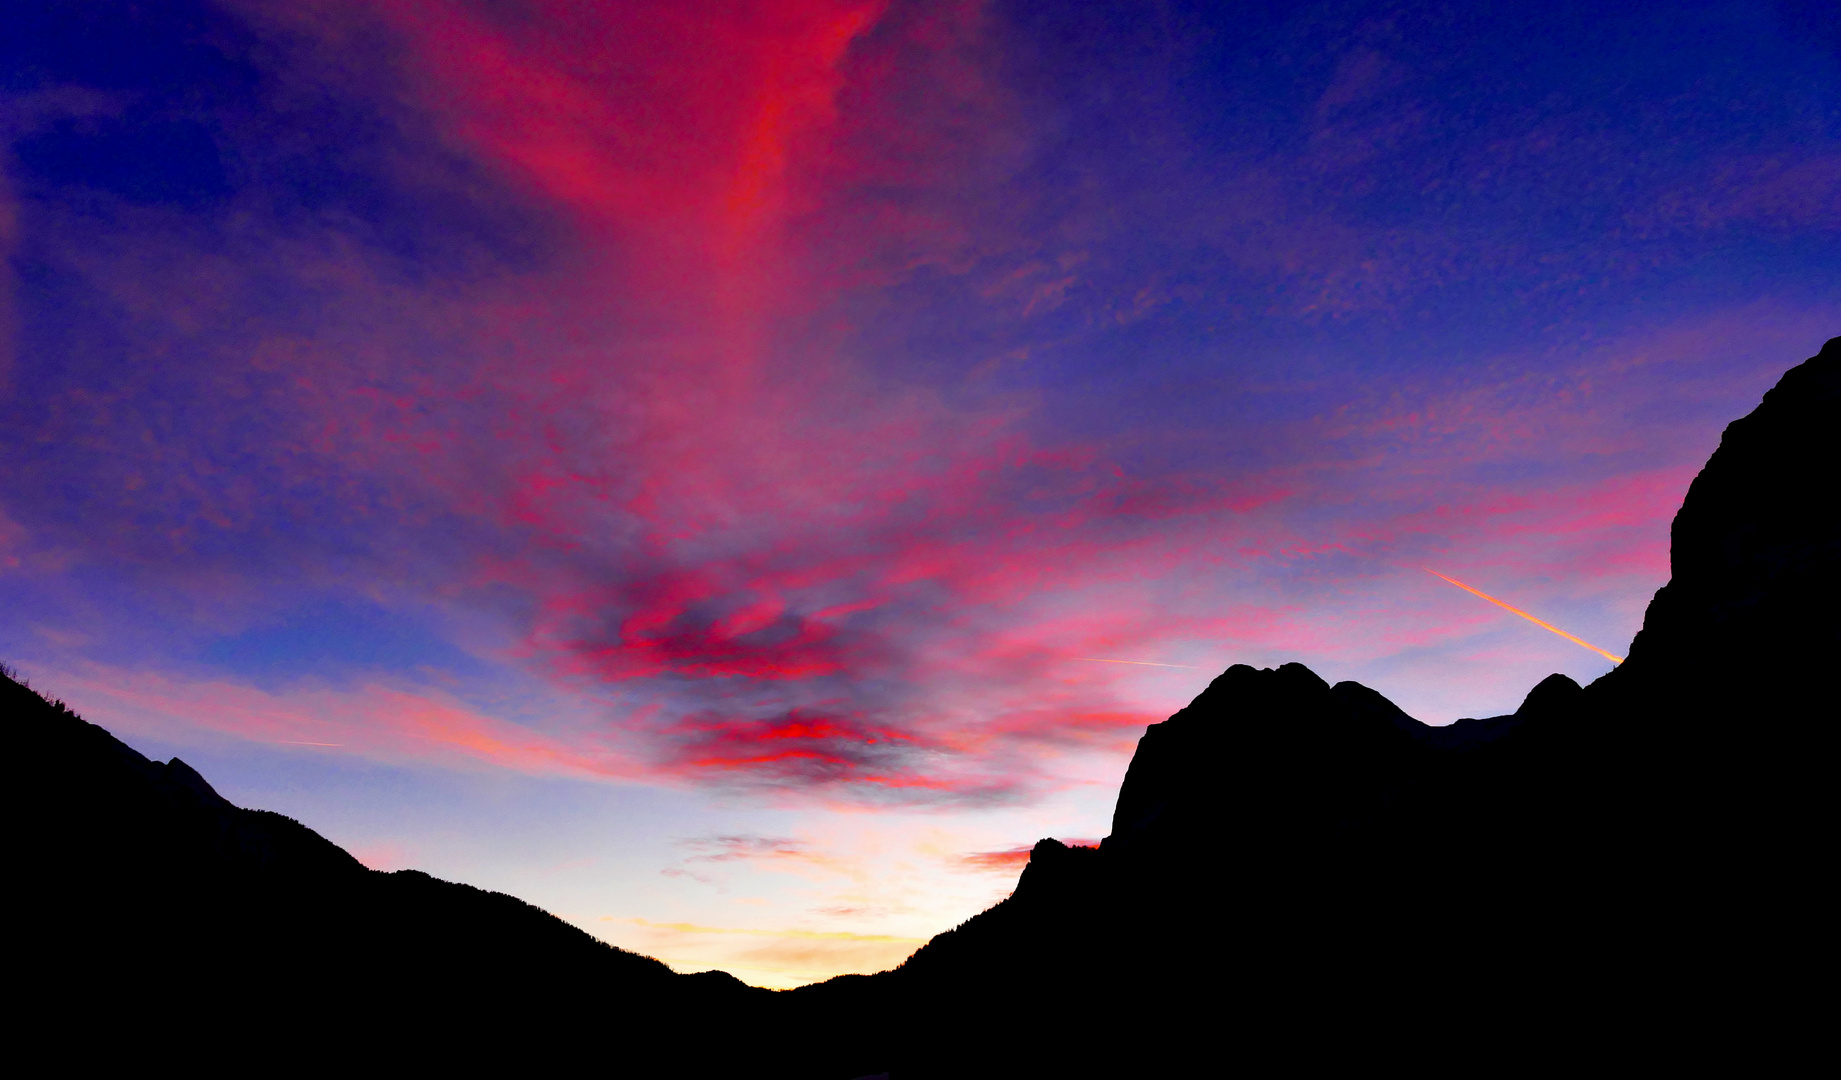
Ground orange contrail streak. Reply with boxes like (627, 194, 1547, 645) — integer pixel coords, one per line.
(1075, 658, 1204, 669)
(1423, 568, 1624, 664)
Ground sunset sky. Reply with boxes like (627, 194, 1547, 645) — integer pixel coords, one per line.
(4, 0, 1836, 987)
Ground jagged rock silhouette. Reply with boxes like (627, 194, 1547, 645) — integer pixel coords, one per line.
(9, 337, 1835, 1076)
(786, 335, 1839, 1076)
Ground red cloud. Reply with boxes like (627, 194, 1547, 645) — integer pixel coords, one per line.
(366, 0, 889, 233)
(648, 707, 1003, 796)
(13, 3, 1770, 806)
(958, 839, 1101, 873)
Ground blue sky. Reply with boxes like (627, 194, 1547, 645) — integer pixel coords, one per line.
(3, 0, 1835, 985)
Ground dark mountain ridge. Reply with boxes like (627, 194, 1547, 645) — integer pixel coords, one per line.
(786, 335, 1837, 1076)
(10, 337, 1835, 1074)
(7, 668, 768, 1071)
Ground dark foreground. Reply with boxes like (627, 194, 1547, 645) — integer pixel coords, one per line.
(12, 338, 1836, 1075)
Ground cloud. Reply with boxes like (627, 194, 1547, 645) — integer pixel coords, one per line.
(1633, 154, 1841, 236)
(8, 2, 1836, 806)
(679, 834, 812, 864)
(957, 839, 1100, 873)
(43, 662, 631, 781)
(0, 507, 24, 572)
(658, 709, 945, 787)
(661, 833, 864, 887)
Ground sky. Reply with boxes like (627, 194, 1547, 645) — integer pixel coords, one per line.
(3, 0, 1836, 988)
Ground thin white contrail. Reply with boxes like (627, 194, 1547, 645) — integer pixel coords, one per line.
(1075, 657, 1205, 669)
(1424, 567, 1624, 664)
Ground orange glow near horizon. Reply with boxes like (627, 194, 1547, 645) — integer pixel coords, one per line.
(1423, 568, 1625, 665)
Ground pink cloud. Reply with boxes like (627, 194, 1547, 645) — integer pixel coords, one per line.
(1, 6, 1295, 799)
(958, 839, 1100, 873)
(1634, 154, 1841, 236)
(48, 664, 632, 780)
(660, 833, 873, 887)
(17, 5, 1826, 807)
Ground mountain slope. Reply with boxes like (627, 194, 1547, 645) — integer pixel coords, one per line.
(9, 337, 1833, 1075)
(791, 335, 1839, 1076)
(6, 669, 767, 1070)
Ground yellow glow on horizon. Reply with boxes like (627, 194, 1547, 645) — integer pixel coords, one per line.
(599, 917, 932, 990)
(1423, 567, 1624, 665)
(611, 917, 926, 944)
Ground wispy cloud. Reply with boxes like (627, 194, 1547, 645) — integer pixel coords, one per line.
(5, 1, 1835, 804)
(43, 662, 630, 781)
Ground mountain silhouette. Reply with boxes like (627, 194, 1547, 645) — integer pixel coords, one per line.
(6, 669, 769, 1071)
(9, 337, 1834, 1075)
(787, 335, 1838, 1076)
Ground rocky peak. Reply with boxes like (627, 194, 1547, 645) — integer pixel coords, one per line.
(1105, 661, 1453, 854)
(1517, 672, 1583, 716)
(1622, 336, 1840, 681)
